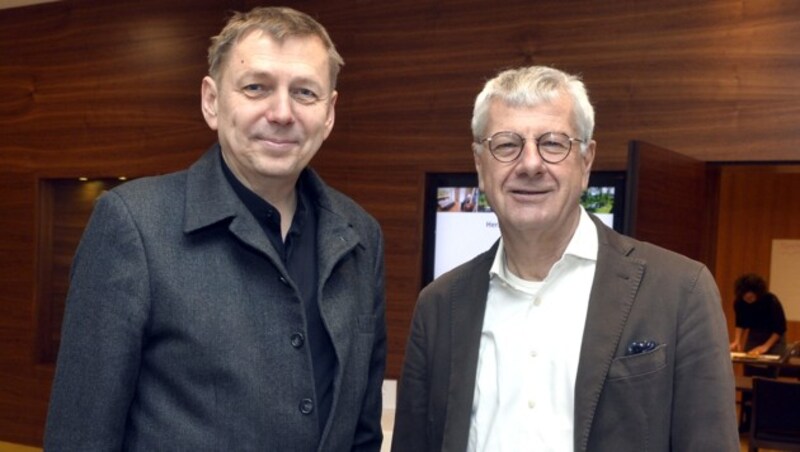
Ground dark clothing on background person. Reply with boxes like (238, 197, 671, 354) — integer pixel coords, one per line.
(45, 146, 386, 451)
(734, 292, 787, 355)
(733, 288, 787, 430)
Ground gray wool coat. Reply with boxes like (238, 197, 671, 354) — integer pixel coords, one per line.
(45, 145, 386, 452)
(391, 215, 739, 452)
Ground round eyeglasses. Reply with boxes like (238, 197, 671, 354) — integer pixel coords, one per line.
(478, 131, 585, 164)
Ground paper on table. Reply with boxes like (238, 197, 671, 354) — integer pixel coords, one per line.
(730, 351, 781, 361)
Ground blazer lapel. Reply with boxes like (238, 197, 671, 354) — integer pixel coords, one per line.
(573, 218, 645, 452)
(442, 242, 497, 452)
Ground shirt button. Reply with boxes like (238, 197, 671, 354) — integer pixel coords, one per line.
(530, 350, 537, 357)
(528, 400, 536, 409)
(299, 398, 314, 415)
(290, 332, 305, 348)
(533, 297, 542, 306)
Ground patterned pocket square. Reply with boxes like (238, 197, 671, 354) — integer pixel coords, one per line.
(626, 340, 658, 356)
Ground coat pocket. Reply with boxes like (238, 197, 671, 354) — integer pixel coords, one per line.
(607, 344, 667, 381)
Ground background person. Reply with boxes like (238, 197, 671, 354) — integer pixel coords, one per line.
(729, 273, 788, 431)
(391, 65, 738, 451)
(44, 7, 386, 451)
(730, 272, 787, 357)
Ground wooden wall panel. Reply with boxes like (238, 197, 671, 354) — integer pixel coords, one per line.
(626, 140, 711, 265)
(1, 0, 800, 446)
(0, 172, 47, 446)
(714, 166, 800, 350)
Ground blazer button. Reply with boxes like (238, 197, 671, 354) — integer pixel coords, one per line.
(290, 332, 305, 348)
(299, 398, 314, 415)
(279, 276, 290, 286)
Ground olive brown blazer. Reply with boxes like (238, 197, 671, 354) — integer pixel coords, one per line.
(392, 216, 738, 452)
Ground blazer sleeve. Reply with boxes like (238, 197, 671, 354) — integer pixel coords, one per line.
(670, 265, 739, 451)
(352, 230, 388, 452)
(391, 293, 432, 452)
(44, 190, 150, 450)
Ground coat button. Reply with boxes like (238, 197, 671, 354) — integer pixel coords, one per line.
(299, 398, 314, 415)
(290, 332, 305, 348)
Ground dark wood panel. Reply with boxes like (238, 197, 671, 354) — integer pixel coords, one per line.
(626, 140, 710, 265)
(2, 0, 800, 446)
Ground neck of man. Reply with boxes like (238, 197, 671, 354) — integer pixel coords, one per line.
(501, 210, 581, 281)
(271, 189, 298, 240)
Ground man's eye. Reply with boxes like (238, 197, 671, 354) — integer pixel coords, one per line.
(495, 141, 518, 149)
(242, 84, 266, 96)
(292, 88, 320, 104)
(540, 140, 569, 151)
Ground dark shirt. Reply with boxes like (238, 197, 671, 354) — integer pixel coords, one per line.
(221, 154, 335, 435)
(734, 292, 787, 353)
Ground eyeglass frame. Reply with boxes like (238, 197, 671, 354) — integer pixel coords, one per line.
(476, 131, 586, 164)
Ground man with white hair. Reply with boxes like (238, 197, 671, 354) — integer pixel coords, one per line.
(392, 65, 738, 452)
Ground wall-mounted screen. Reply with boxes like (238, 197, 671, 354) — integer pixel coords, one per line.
(420, 171, 626, 287)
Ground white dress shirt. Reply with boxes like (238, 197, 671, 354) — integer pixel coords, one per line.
(467, 207, 598, 452)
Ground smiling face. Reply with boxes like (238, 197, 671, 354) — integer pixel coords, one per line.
(201, 31, 336, 193)
(474, 96, 595, 238)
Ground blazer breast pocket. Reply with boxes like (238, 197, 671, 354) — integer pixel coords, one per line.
(607, 344, 667, 381)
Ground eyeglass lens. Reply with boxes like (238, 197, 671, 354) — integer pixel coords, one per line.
(487, 132, 573, 163)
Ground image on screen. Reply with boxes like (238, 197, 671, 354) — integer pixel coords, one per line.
(422, 172, 625, 286)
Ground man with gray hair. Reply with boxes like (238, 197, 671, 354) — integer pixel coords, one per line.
(392, 65, 737, 451)
(45, 7, 385, 451)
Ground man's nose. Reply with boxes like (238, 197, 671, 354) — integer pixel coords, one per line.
(517, 139, 545, 170)
(265, 90, 294, 125)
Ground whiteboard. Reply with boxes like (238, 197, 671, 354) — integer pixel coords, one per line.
(770, 239, 800, 321)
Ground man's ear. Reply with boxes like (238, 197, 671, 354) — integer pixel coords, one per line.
(201, 76, 219, 130)
(473, 144, 485, 192)
(581, 140, 597, 190)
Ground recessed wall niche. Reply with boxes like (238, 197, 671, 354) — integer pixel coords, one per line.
(35, 177, 128, 364)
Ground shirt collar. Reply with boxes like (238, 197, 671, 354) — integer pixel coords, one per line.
(219, 152, 309, 236)
(564, 206, 599, 262)
(489, 206, 598, 282)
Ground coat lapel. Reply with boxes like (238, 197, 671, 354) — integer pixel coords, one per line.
(182, 145, 288, 267)
(442, 242, 497, 452)
(573, 218, 645, 452)
(308, 172, 360, 287)
(308, 170, 362, 360)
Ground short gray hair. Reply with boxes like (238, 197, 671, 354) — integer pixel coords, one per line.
(471, 66, 594, 154)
